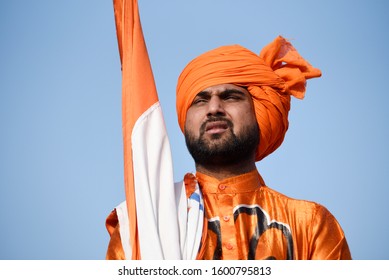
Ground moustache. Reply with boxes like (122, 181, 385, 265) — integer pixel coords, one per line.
(199, 117, 234, 135)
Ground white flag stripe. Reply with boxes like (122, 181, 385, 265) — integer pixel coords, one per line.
(132, 102, 181, 259)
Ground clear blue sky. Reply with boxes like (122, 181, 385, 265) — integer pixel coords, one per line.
(1, 0, 388, 260)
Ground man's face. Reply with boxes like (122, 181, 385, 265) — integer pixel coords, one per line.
(184, 83, 259, 165)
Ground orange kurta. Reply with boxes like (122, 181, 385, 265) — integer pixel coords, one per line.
(196, 170, 351, 260)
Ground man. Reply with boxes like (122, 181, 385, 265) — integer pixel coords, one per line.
(173, 40, 351, 260)
(106, 0, 351, 260)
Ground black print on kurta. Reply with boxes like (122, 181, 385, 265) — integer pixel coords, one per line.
(234, 205, 294, 260)
(207, 205, 294, 259)
(207, 219, 222, 260)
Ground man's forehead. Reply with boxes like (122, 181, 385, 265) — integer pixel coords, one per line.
(196, 83, 249, 96)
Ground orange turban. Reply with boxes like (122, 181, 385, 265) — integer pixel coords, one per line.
(176, 36, 322, 161)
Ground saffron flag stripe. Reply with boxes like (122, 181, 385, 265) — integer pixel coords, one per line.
(113, 0, 172, 259)
(113, 0, 204, 259)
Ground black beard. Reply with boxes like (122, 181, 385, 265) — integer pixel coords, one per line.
(184, 117, 260, 166)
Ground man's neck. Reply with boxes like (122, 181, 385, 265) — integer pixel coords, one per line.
(195, 159, 257, 181)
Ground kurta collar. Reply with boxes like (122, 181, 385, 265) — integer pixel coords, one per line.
(196, 169, 265, 194)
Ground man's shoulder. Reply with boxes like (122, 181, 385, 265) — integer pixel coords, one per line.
(261, 185, 327, 214)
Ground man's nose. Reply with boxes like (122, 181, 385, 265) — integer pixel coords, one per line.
(206, 96, 225, 116)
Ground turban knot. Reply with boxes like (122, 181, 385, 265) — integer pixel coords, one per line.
(176, 36, 321, 161)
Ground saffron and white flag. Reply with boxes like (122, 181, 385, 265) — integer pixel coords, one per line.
(111, 0, 203, 260)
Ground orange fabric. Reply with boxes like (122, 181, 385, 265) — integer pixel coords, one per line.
(196, 170, 351, 260)
(176, 36, 322, 161)
(105, 209, 126, 260)
(112, 0, 159, 259)
(184, 173, 197, 199)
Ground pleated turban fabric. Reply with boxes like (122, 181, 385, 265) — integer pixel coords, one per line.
(176, 36, 322, 161)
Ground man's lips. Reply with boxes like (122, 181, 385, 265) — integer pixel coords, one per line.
(204, 121, 229, 134)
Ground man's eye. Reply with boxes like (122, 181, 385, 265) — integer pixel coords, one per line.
(193, 98, 207, 105)
(224, 95, 240, 100)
